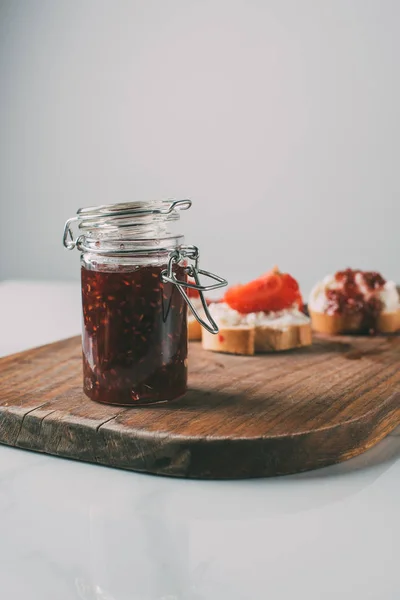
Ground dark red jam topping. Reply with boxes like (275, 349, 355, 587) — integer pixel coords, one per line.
(326, 268, 386, 333)
(81, 264, 187, 405)
(335, 268, 385, 290)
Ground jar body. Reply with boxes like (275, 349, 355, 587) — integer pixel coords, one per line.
(81, 248, 188, 405)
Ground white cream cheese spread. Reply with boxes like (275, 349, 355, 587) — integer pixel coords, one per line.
(208, 302, 310, 331)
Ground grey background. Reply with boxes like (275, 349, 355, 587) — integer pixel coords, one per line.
(0, 0, 399, 294)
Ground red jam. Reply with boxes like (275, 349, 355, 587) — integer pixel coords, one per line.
(326, 268, 386, 332)
(81, 264, 188, 405)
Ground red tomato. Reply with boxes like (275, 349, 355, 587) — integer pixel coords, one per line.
(224, 268, 303, 313)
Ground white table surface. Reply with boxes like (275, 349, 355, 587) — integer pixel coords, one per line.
(0, 281, 399, 600)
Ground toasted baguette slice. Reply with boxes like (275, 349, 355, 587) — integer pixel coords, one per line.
(188, 317, 202, 341)
(309, 309, 400, 335)
(202, 323, 312, 355)
(378, 310, 400, 332)
(202, 327, 256, 355)
(254, 323, 312, 352)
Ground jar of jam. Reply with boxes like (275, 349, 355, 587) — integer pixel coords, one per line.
(63, 200, 227, 405)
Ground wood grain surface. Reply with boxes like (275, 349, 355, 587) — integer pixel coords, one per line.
(0, 335, 399, 478)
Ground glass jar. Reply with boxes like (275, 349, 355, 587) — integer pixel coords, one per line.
(63, 200, 227, 406)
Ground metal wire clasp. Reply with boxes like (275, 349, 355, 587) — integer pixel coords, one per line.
(63, 217, 80, 250)
(161, 245, 227, 334)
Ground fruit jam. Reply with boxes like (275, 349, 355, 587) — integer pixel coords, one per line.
(326, 268, 386, 332)
(81, 264, 188, 405)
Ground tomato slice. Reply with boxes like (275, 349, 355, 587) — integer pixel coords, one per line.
(224, 268, 303, 314)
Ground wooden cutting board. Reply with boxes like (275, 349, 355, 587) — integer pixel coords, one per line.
(0, 335, 399, 479)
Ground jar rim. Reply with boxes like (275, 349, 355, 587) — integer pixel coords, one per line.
(77, 199, 191, 230)
(63, 199, 191, 250)
(78, 233, 184, 256)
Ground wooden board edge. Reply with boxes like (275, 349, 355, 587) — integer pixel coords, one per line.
(0, 393, 398, 479)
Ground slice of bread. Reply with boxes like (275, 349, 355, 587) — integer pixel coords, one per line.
(378, 310, 400, 333)
(254, 323, 312, 352)
(188, 317, 202, 341)
(309, 309, 400, 335)
(202, 327, 255, 355)
(202, 323, 312, 356)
